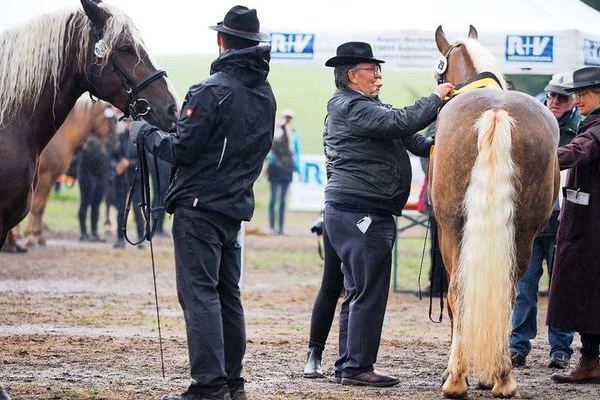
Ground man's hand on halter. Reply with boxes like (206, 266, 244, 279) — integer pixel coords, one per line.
(435, 83, 455, 100)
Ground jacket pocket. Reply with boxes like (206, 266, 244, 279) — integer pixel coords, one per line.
(216, 136, 228, 170)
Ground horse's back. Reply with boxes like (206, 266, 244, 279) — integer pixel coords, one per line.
(431, 88, 559, 267)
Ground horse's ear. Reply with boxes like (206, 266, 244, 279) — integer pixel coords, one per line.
(435, 26, 450, 54)
(468, 25, 478, 39)
(81, 0, 110, 26)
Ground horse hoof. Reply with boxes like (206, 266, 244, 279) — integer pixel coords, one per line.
(442, 375, 468, 399)
(491, 378, 518, 398)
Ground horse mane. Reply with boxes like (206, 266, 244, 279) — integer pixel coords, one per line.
(461, 38, 507, 90)
(0, 4, 145, 126)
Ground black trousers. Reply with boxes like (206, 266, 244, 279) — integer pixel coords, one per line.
(172, 207, 244, 389)
(114, 173, 144, 241)
(308, 225, 344, 351)
(324, 203, 396, 374)
(78, 171, 106, 235)
(429, 216, 448, 294)
(581, 333, 600, 359)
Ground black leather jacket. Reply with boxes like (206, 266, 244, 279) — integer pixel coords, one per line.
(141, 45, 276, 220)
(324, 88, 441, 215)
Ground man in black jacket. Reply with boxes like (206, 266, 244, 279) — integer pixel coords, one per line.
(129, 6, 275, 400)
(322, 42, 453, 387)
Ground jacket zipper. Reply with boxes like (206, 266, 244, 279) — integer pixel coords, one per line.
(217, 137, 228, 170)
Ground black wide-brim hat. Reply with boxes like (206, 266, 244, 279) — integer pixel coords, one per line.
(209, 5, 270, 43)
(565, 67, 600, 92)
(325, 41, 385, 67)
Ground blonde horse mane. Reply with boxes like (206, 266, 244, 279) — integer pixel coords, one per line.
(461, 38, 508, 90)
(0, 4, 145, 126)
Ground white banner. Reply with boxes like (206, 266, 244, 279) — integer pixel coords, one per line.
(289, 153, 426, 212)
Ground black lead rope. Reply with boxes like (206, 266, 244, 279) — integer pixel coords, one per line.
(122, 125, 166, 379)
(417, 213, 445, 324)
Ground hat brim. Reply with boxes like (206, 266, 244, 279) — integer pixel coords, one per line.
(544, 84, 571, 96)
(209, 24, 271, 43)
(325, 55, 385, 67)
(565, 81, 600, 92)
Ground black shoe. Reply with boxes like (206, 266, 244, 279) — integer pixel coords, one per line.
(341, 370, 400, 387)
(228, 380, 247, 400)
(548, 353, 570, 369)
(303, 347, 324, 378)
(90, 233, 106, 243)
(113, 239, 126, 249)
(511, 352, 526, 368)
(161, 385, 231, 400)
(79, 233, 90, 241)
(333, 370, 342, 384)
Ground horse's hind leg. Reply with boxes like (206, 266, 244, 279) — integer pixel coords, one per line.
(491, 351, 517, 398)
(439, 229, 468, 399)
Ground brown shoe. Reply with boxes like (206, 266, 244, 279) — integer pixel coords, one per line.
(341, 370, 399, 387)
(551, 356, 600, 384)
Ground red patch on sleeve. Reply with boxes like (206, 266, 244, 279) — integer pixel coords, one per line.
(185, 106, 194, 118)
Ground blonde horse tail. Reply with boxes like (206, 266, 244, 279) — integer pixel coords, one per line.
(458, 108, 516, 382)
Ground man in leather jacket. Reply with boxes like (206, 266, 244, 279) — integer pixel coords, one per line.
(129, 6, 275, 400)
(322, 41, 453, 387)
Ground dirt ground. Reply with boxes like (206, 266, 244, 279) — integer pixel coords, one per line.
(0, 229, 598, 400)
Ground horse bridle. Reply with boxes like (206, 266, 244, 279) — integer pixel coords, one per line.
(87, 24, 167, 120)
(436, 43, 462, 85)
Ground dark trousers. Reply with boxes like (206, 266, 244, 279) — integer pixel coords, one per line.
(324, 203, 396, 374)
(308, 226, 344, 351)
(78, 171, 106, 235)
(581, 333, 600, 359)
(114, 174, 144, 241)
(172, 207, 244, 389)
(429, 216, 448, 294)
(150, 155, 170, 234)
(268, 180, 290, 234)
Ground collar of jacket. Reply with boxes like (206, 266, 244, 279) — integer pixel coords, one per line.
(444, 71, 504, 101)
(210, 45, 271, 87)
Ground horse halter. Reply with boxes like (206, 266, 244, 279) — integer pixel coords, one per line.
(435, 43, 462, 85)
(87, 24, 167, 120)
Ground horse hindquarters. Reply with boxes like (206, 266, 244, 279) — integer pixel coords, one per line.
(458, 109, 517, 395)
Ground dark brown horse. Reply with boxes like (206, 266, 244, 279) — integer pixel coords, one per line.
(24, 99, 116, 246)
(429, 26, 559, 398)
(0, 0, 178, 246)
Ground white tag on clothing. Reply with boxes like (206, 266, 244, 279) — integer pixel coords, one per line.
(356, 216, 372, 234)
(564, 188, 590, 205)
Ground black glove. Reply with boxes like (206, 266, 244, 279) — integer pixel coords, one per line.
(129, 121, 154, 144)
(310, 217, 323, 236)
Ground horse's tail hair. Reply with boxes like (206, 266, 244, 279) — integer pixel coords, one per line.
(458, 108, 516, 382)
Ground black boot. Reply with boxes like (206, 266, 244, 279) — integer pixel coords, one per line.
(303, 347, 324, 378)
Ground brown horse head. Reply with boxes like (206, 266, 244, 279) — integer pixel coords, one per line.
(79, 0, 178, 131)
(434, 25, 506, 89)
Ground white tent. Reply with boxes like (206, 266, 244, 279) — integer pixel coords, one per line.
(265, 0, 600, 74)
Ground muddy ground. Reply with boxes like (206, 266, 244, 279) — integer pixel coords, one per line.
(0, 228, 598, 400)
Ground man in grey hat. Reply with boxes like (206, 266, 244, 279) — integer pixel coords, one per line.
(322, 41, 453, 387)
(129, 5, 275, 400)
(509, 72, 581, 370)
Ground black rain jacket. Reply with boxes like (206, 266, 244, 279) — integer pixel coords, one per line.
(324, 88, 441, 215)
(140, 45, 276, 221)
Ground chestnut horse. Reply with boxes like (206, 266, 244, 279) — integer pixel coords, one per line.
(0, 0, 178, 246)
(23, 99, 117, 246)
(429, 26, 559, 398)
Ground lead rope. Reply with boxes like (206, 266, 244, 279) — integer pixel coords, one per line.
(417, 213, 444, 323)
(122, 123, 166, 378)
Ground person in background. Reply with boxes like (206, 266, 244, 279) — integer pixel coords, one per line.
(509, 72, 581, 370)
(266, 109, 301, 235)
(547, 66, 600, 384)
(77, 132, 109, 242)
(322, 41, 453, 387)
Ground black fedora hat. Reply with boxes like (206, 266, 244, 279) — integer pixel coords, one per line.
(565, 67, 600, 92)
(325, 42, 385, 67)
(209, 5, 270, 43)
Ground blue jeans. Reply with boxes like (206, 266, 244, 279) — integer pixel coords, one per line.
(268, 180, 290, 234)
(510, 235, 574, 358)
